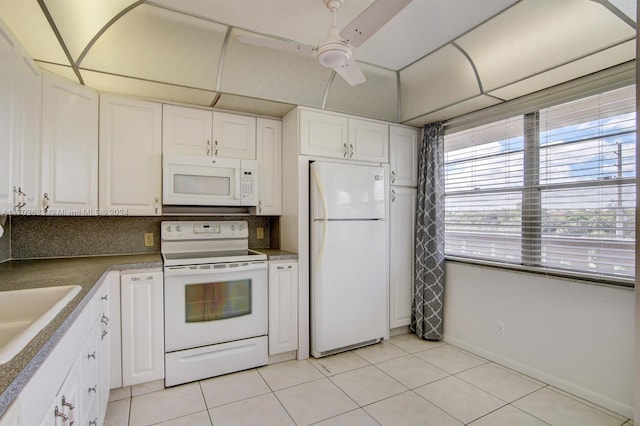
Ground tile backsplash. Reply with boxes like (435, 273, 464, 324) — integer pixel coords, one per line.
(10, 215, 278, 259)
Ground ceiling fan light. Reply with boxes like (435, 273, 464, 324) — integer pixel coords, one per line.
(317, 42, 351, 68)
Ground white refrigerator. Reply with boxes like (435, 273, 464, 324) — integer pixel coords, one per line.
(310, 161, 389, 357)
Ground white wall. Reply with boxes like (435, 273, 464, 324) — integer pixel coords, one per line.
(443, 262, 634, 418)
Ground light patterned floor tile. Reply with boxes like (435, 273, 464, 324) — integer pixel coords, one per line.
(109, 386, 132, 402)
(309, 351, 370, 376)
(104, 398, 130, 426)
(353, 341, 408, 364)
(257, 359, 324, 391)
(414, 344, 487, 374)
(513, 387, 625, 426)
(129, 382, 206, 426)
(415, 376, 506, 424)
(330, 365, 408, 406)
(200, 369, 270, 408)
(313, 409, 380, 426)
(364, 391, 462, 426)
(469, 405, 548, 426)
(275, 378, 358, 425)
(376, 354, 449, 389)
(154, 410, 212, 426)
(209, 393, 294, 426)
(388, 333, 445, 353)
(457, 363, 545, 402)
(548, 386, 628, 422)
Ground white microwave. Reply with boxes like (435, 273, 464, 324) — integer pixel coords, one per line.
(163, 154, 258, 207)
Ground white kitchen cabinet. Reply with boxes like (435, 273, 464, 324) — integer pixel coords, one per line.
(41, 71, 98, 213)
(0, 20, 17, 212)
(99, 94, 162, 215)
(389, 186, 417, 329)
(162, 104, 212, 156)
(39, 358, 82, 426)
(390, 125, 419, 187)
(348, 118, 389, 163)
(255, 118, 282, 216)
(108, 271, 122, 390)
(268, 260, 298, 355)
(299, 109, 348, 159)
(212, 111, 256, 160)
(299, 108, 389, 162)
(96, 281, 111, 423)
(120, 270, 164, 387)
(0, 398, 20, 426)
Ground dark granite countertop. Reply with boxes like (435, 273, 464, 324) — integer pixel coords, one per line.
(0, 254, 162, 417)
(251, 248, 298, 260)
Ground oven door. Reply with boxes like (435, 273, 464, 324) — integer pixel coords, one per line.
(164, 261, 268, 352)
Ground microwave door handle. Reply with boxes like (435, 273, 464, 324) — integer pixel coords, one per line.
(234, 167, 241, 200)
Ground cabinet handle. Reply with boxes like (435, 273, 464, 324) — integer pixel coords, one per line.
(343, 143, 348, 158)
(89, 419, 98, 426)
(276, 265, 293, 270)
(349, 144, 354, 158)
(102, 329, 109, 340)
(258, 200, 262, 214)
(13, 187, 26, 209)
(61, 395, 75, 411)
(43, 192, 50, 213)
(101, 294, 108, 301)
(54, 406, 68, 422)
(131, 276, 140, 281)
(146, 275, 154, 280)
(391, 189, 396, 202)
(214, 140, 218, 156)
(155, 197, 159, 215)
(87, 351, 96, 360)
(207, 139, 211, 156)
(88, 385, 97, 394)
(391, 170, 396, 184)
(101, 313, 109, 324)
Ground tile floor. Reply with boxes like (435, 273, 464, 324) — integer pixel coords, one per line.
(105, 334, 634, 426)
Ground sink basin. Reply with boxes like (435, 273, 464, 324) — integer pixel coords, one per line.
(0, 285, 81, 364)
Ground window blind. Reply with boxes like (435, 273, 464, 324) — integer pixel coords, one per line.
(444, 85, 636, 284)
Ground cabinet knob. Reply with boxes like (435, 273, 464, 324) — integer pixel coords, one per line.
(54, 406, 68, 422)
(89, 419, 98, 426)
(43, 193, 50, 213)
(101, 294, 108, 301)
(87, 351, 96, 360)
(88, 385, 98, 394)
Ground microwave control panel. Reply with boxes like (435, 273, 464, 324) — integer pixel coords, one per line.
(241, 170, 256, 202)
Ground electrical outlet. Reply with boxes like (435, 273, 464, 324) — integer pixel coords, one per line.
(256, 227, 264, 240)
(144, 233, 154, 247)
(496, 321, 506, 337)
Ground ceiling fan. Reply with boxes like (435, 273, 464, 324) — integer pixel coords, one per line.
(238, 0, 412, 86)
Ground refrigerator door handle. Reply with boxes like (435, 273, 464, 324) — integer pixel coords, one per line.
(311, 165, 329, 271)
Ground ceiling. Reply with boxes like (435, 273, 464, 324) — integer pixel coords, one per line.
(0, 0, 635, 126)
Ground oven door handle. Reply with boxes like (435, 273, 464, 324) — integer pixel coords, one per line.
(164, 261, 267, 276)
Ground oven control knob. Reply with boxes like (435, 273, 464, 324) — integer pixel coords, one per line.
(176, 225, 181, 232)
(238, 224, 244, 231)
(231, 225, 236, 231)
(166, 225, 172, 232)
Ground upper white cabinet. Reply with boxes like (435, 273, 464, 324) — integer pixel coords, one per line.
(213, 111, 256, 160)
(389, 125, 419, 187)
(162, 104, 212, 156)
(299, 108, 388, 163)
(0, 21, 42, 213)
(255, 118, 282, 216)
(99, 94, 162, 215)
(348, 118, 389, 162)
(163, 104, 256, 159)
(41, 72, 98, 213)
(389, 186, 417, 329)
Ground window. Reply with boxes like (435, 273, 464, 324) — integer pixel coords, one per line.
(444, 85, 636, 284)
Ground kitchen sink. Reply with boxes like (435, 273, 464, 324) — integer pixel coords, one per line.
(0, 285, 81, 364)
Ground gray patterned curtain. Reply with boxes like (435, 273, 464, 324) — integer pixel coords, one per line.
(411, 122, 445, 341)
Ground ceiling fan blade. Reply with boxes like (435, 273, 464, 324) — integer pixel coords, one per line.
(334, 58, 366, 86)
(339, 0, 412, 47)
(238, 36, 316, 57)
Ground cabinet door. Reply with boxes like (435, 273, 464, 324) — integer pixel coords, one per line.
(99, 94, 162, 215)
(96, 281, 111, 422)
(0, 22, 17, 211)
(14, 49, 42, 211)
(212, 111, 256, 159)
(389, 186, 417, 329)
(121, 271, 164, 387)
(268, 261, 298, 355)
(0, 397, 20, 426)
(256, 118, 282, 216)
(162, 104, 212, 155)
(108, 271, 122, 390)
(390, 125, 419, 187)
(57, 358, 82, 426)
(41, 72, 98, 213)
(299, 109, 348, 159)
(348, 118, 389, 163)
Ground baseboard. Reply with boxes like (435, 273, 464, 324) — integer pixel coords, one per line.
(443, 334, 633, 420)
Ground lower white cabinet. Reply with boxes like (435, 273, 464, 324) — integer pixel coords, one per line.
(268, 260, 298, 355)
(389, 186, 417, 329)
(120, 270, 164, 387)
